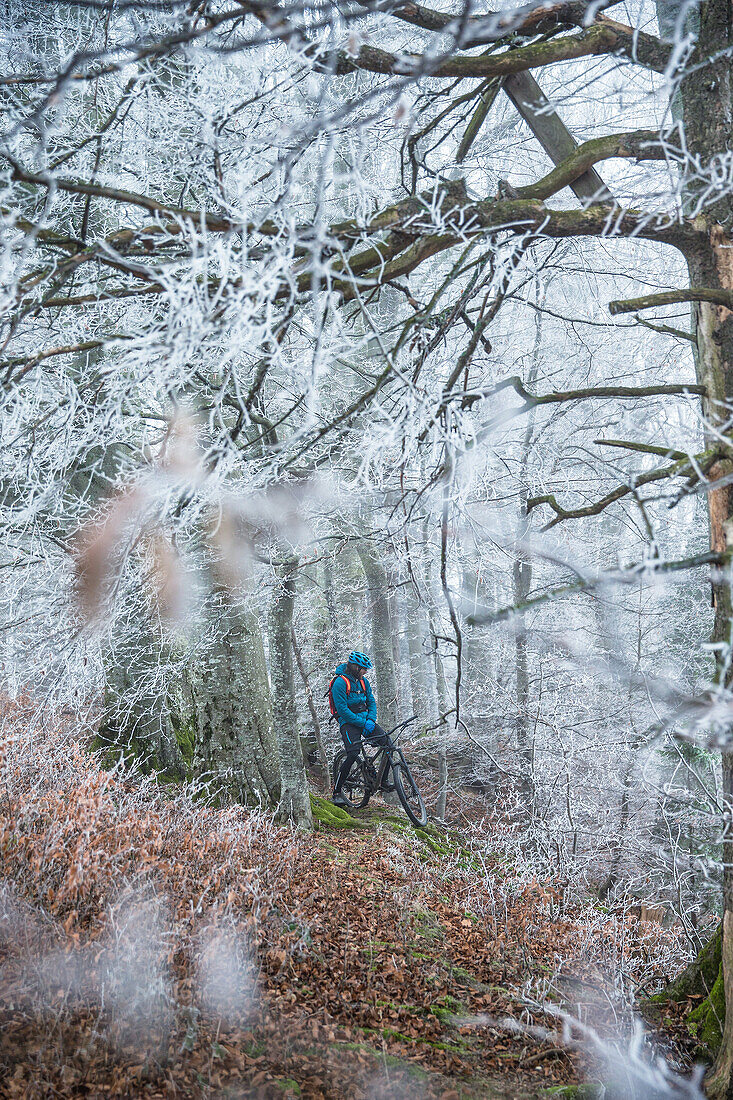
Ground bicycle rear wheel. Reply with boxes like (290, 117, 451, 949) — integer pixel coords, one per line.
(332, 751, 370, 811)
(393, 759, 428, 827)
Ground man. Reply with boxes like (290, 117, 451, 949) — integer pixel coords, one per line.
(330, 650, 389, 808)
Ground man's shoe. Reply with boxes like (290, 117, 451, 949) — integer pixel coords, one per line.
(332, 793, 349, 809)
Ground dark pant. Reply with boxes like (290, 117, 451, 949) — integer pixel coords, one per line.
(333, 722, 389, 794)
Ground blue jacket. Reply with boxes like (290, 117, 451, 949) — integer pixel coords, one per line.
(331, 663, 377, 730)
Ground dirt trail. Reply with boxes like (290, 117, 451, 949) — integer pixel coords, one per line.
(0, 740, 692, 1100)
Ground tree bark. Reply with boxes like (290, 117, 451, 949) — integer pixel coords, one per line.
(429, 624, 450, 822)
(323, 555, 346, 666)
(598, 752, 635, 900)
(511, 551, 534, 810)
(268, 556, 313, 827)
(502, 71, 612, 202)
(404, 581, 434, 726)
(388, 580, 411, 716)
(357, 543, 399, 729)
(291, 625, 330, 781)
(98, 618, 186, 780)
(191, 586, 281, 810)
(511, 310, 543, 814)
(678, 5, 733, 1091)
(425, 554, 450, 821)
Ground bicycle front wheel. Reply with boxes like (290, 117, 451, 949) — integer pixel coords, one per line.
(393, 760, 428, 827)
(332, 752, 370, 811)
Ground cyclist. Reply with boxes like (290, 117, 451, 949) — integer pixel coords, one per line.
(331, 650, 389, 808)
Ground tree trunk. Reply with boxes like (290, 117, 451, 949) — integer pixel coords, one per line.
(357, 543, 399, 729)
(192, 586, 281, 810)
(323, 555, 346, 666)
(512, 551, 534, 810)
(388, 581, 411, 716)
(511, 307, 542, 814)
(436, 744, 448, 823)
(268, 557, 313, 827)
(461, 563, 488, 683)
(291, 625, 330, 780)
(425, 555, 450, 821)
(98, 619, 186, 780)
(429, 628, 450, 822)
(405, 582, 434, 725)
(598, 751, 635, 900)
(678, 5, 733, 1090)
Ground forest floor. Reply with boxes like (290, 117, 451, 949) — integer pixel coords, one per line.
(0, 703, 702, 1099)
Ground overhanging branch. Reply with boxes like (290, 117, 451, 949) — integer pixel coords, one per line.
(595, 438, 692, 460)
(470, 379, 706, 437)
(5, 156, 240, 231)
(329, 196, 700, 299)
(518, 129, 664, 202)
(467, 551, 729, 626)
(331, 25, 628, 80)
(363, 0, 668, 70)
(527, 447, 722, 529)
(609, 288, 733, 315)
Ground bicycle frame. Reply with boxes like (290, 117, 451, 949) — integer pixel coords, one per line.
(360, 715, 418, 793)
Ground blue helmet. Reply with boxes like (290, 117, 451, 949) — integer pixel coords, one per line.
(348, 650, 372, 670)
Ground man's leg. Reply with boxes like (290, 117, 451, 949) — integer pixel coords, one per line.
(333, 723, 362, 800)
(365, 723, 389, 744)
(363, 725, 392, 790)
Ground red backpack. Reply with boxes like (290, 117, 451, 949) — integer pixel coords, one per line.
(326, 673, 366, 721)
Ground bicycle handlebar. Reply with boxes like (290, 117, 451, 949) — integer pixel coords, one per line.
(387, 714, 419, 739)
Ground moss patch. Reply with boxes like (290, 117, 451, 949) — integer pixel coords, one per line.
(172, 717, 196, 769)
(648, 924, 724, 1059)
(450, 965, 476, 983)
(411, 906, 445, 943)
(688, 963, 724, 1056)
(430, 994, 466, 1025)
(651, 924, 721, 1004)
(542, 1086, 603, 1099)
(309, 794, 366, 829)
(242, 1038, 267, 1058)
(334, 1041, 436, 1080)
(378, 812, 411, 829)
(365, 1025, 471, 1054)
(274, 1078, 302, 1096)
(91, 731, 136, 772)
(414, 827, 451, 856)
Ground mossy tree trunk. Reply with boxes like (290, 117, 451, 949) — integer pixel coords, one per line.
(676, 4, 733, 1092)
(268, 556, 313, 827)
(653, 925, 723, 1059)
(191, 585, 281, 809)
(98, 616, 186, 780)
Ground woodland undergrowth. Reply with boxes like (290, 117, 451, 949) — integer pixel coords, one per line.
(0, 697, 700, 1098)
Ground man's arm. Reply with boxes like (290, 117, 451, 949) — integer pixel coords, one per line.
(331, 677, 367, 728)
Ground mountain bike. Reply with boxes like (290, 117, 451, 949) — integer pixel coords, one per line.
(331, 715, 428, 827)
